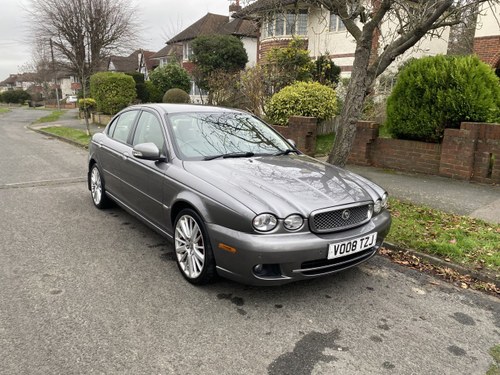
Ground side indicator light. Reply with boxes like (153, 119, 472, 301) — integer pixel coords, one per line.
(218, 243, 237, 254)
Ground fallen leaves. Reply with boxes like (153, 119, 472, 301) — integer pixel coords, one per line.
(379, 247, 500, 297)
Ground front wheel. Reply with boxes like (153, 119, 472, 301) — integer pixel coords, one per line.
(174, 209, 216, 285)
(89, 164, 111, 209)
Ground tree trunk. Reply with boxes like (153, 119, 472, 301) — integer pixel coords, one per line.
(327, 42, 375, 167)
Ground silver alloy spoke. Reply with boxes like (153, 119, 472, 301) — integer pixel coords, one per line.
(175, 215, 205, 279)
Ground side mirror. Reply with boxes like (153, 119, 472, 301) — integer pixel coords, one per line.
(132, 142, 164, 161)
(287, 139, 296, 148)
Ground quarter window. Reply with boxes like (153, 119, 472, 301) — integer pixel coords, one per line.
(108, 110, 138, 144)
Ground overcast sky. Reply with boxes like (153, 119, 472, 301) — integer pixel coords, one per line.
(0, 0, 232, 80)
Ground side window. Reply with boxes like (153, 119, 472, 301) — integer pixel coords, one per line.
(132, 111, 165, 151)
(108, 110, 138, 144)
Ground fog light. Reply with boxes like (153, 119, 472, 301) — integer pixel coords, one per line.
(253, 264, 263, 273)
(374, 199, 382, 214)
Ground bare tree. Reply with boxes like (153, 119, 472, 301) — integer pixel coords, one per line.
(300, 0, 499, 167)
(26, 0, 140, 95)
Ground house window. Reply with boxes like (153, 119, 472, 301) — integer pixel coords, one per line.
(329, 13, 346, 32)
(263, 10, 308, 38)
(183, 42, 193, 61)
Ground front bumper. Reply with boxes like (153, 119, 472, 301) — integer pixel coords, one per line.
(207, 210, 391, 286)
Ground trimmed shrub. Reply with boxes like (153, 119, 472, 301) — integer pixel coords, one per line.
(162, 88, 190, 104)
(0, 90, 31, 104)
(90, 72, 136, 115)
(266, 81, 337, 125)
(149, 63, 191, 98)
(386, 55, 500, 142)
(145, 81, 162, 103)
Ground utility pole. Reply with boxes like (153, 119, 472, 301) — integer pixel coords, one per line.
(49, 39, 60, 110)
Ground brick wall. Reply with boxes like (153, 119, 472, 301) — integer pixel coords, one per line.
(259, 38, 309, 61)
(348, 121, 500, 184)
(272, 116, 317, 156)
(473, 36, 500, 67)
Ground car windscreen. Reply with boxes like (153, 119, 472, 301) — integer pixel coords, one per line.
(168, 112, 291, 160)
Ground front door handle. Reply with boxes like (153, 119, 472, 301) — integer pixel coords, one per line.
(122, 152, 129, 161)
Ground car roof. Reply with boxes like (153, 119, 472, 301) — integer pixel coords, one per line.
(134, 103, 241, 115)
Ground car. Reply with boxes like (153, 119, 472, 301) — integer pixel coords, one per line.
(66, 95, 78, 103)
(88, 104, 391, 285)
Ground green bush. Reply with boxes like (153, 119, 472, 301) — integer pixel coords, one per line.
(90, 72, 136, 115)
(149, 63, 191, 98)
(145, 81, 162, 103)
(266, 81, 337, 125)
(0, 90, 31, 104)
(386, 55, 500, 142)
(126, 72, 149, 103)
(162, 88, 190, 104)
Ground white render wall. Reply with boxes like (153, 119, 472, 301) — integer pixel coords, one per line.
(475, 3, 500, 38)
(242, 37, 258, 67)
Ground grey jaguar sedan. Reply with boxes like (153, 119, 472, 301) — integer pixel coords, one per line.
(88, 104, 391, 285)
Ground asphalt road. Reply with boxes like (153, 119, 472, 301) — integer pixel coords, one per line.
(1, 107, 499, 375)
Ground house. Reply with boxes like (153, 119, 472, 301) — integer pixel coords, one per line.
(107, 49, 158, 80)
(473, 3, 500, 72)
(0, 73, 37, 92)
(166, 5, 259, 72)
(151, 44, 183, 68)
(162, 2, 259, 102)
(235, 0, 451, 77)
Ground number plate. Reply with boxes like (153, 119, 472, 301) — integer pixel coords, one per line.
(328, 233, 377, 260)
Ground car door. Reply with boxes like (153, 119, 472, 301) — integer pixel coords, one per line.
(98, 109, 139, 201)
(120, 109, 169, 228)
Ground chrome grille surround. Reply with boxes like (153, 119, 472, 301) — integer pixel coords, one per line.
(309, 201, 373, 233)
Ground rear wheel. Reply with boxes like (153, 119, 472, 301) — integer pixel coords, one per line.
(89, 164, 111, 209)
(174, 209, 216, 285)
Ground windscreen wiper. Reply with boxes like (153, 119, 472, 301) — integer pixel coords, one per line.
(274, 149, 300, 156)
(204, 152, 255, 161)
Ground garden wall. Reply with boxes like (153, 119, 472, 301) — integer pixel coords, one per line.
(349, 121, 500, 184)
(274, 117, 500, 184)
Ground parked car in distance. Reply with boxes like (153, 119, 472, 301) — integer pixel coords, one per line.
(88, 104, 391, 285)
(66, 95, 78, 103)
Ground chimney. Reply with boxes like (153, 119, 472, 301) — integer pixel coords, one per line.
(229, 0, 242, 19)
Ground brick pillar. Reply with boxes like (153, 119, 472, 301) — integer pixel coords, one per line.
(347, 121, 379, 165)
(439, 125, 479, 180)
(287, 116, 317, 156)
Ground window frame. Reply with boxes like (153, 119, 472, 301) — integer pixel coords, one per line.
(329, 13, 346, 32)
(262, 9, 308, 38)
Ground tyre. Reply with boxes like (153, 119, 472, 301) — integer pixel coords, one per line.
(89, 164, 111, 209)
(174, 208, 217, 285)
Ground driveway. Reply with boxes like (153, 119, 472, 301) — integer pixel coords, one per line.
(1, 108, 499, 374)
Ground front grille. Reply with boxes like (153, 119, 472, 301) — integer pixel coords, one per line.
(299, 248, 376, 276)
(310, 203, 372, 233)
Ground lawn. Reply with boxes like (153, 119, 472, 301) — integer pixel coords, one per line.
(41, 126, 91, 147)
(315, 133, 335, 155)
(0, 108, 10, 114)
(32, 110, 65, 124)
(387, 198, 500, 273)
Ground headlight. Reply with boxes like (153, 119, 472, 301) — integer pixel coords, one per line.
(374, 199, 382, 214)
(381, 193, 389, 208)
(253, 213, 278, 232)
(284, 214, 304, 231)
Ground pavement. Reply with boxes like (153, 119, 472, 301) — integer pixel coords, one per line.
(37, 108, 500, 225)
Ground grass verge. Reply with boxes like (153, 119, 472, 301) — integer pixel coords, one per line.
(386, 199, 500, 273)
(0, 108, 10, 114)
(41, 126, 91, 147)
(315, 133, 335, 155)
(32, 110, 65, 124)
(487, 345, 500, 375)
